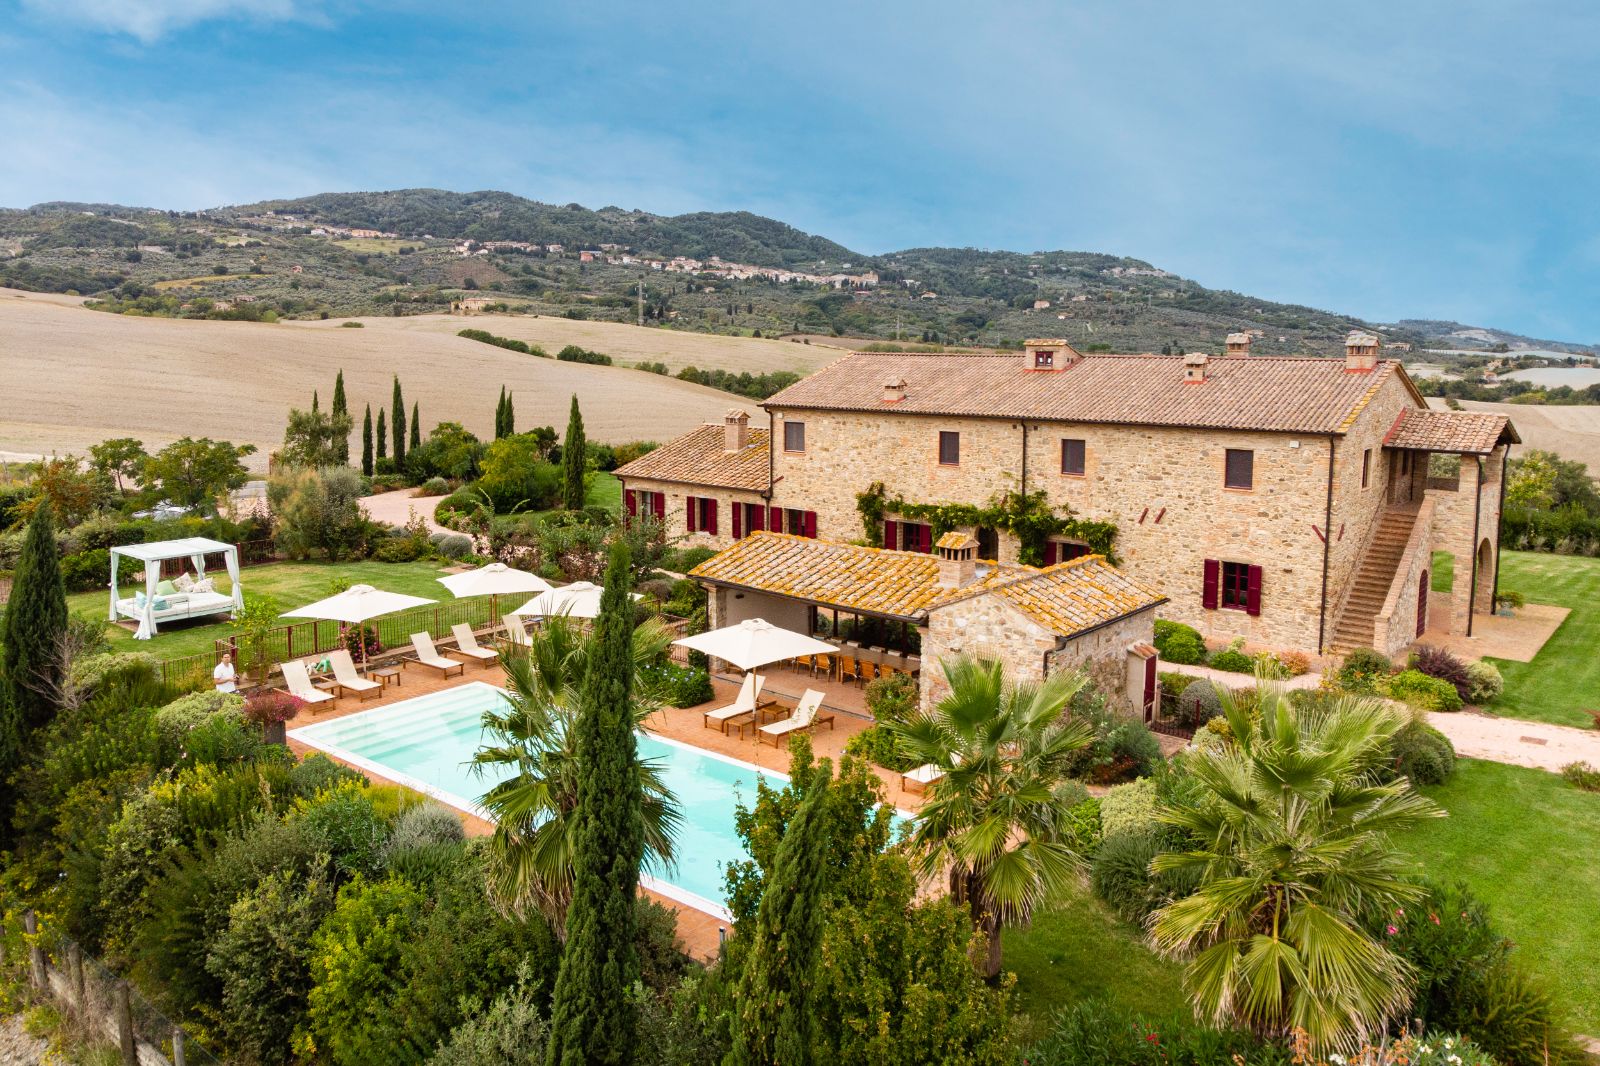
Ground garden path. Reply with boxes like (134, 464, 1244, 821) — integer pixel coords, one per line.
(359, 488, 451, 536)
(1164, 661, 1600, 773)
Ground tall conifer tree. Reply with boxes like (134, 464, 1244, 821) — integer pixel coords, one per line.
(504, 390, 515, 437)
(376, 407, 388, 462)
(562, 395, 586, 510)
(409, 401, 421, 452)
(391, 376, 406, 465)
(0, 503, 68, 820)
(545, 543, 643, 1066)
(361, 404, 374, 476)
(731, 768, 835, 1066)
(331, 370, 350, 465)
(495, 386, 507, 439)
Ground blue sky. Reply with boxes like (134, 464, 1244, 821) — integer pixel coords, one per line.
(3, 1, 1598, 341)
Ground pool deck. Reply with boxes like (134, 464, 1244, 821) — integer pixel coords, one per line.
(283, 656, 914, 962)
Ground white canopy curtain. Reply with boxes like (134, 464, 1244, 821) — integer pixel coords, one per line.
(108, 537, 244, 640)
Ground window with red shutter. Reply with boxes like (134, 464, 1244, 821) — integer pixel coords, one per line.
(769, 506, 782, 533)
(625, 490, 637, 517)
(705, 499, 718, 535)
(883, 520, 898, 549)
(686, 496, 698, 533)
(1245, 564, 1263, 616)
(732, 504, 743, 539)
(653, 493, 665, 520)
(1219, 561, 1253, 611)
(747, 504, 764, 533)
(803, 511, 817, 538)
(1044, 541, 1058, 565)
(1202, 559, 1220, 609)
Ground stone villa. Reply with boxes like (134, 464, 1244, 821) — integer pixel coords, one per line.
(619, 332, 1518, 664)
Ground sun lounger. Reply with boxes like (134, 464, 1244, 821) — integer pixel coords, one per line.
(327, 649, 382, 702)
(408, 632, 466, 678)
(759, 689, 834, 746)
(502, 613, 533, 648)
(451, 624, 499, 667)
(900, 763, 946, 794)
(702, 672, 765, 732)
(282, 659, 335, 707)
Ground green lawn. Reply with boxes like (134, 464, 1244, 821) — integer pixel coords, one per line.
(587, 471, 622, 511)
(1004, 879, 1186, 1031)
(1402, 759, 1600, 1033)
(1434, 549, 1600, 727)
(72, 559, 459, 660)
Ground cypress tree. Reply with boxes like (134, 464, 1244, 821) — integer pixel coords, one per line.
(495, 386, 507, 439)
(311, 389, 319, 414)
(361, 404, 374, 476)
(731, 767, 835, 1066)
(376, 407, 388, 461)
(0, 503, 68, 800)
(545, 542, 643, 1066)
(562, 395, 586, 510)
(332, 370, 350, 465)
(409, 401, 421, 452)
(505, 391, 515, 437)
(391, 376, 406, 465)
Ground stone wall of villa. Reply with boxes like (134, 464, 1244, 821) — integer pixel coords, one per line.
(1427, 445, 1507, 634)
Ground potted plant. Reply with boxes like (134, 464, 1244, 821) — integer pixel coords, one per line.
(243, 690, 304, 745)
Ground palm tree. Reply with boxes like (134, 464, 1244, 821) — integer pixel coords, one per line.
(473, 614, 681, 934)
(887, 656, 1095, 976)
(1148, 677, 1443, 1050)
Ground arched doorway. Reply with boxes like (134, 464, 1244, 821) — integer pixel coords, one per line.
(1474, 538, 1495, 614)
(1417, 570, 1429, 638)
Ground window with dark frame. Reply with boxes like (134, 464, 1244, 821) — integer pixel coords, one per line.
(1224, 448, 1254, 489)
(938, 431, 960, 466)
(1061, 438, 1086, 476)
(783, 420, 806, 452)
(1034, 350, 1054, 368)
(1362, 448, 1371, 488)
(1220, 560, 1251, 609)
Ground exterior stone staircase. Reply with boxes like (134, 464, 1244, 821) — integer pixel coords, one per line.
(1327, 508, 1419, 656)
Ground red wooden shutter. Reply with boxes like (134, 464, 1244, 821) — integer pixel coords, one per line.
(1142, 654, 1157, 720)
(1043, 541, 1058, 566)
(624, 489, 637, 517)
(883, 520, 898, 549)
(732, 504, 743, 539)
(917, 524, 933, 553)
(706, 499, 718, 535)
(686, 496, 698, 533)
(769, 506, 782, 533)
(1246, 564, 1263, 616)
(653, 493, 665, 520)
(749, 505, 764, 533)
(1202, 559, 1220, 610)
(803, 511, 817, 538)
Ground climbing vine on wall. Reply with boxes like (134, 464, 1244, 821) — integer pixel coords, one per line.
(854, 484, 1118, 565)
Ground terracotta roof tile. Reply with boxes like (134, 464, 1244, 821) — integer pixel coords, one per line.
(689, 532, 1164, 636)
(764, 352, 1410, 434)
(1384, 408, 1518, 454)
(614, 425, 769, 491)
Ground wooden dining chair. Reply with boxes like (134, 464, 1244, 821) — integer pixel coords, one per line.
(810, 653, 832, 680)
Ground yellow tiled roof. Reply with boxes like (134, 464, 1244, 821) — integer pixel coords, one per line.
(613, 425, 770, 491)
(935, 531, 977, 550)
(765, 351, 1418, 435)
(1384, 408, 1519, 455)
(688, 532, 1165, 636)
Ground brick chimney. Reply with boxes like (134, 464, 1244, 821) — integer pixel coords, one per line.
(1344, 331, 1380, 372)
(882, 376, 907, 403)
(723, 410, 749, 452)
(934, 531, 978, 588)
(1023, 338, 1081, 371)
(1225, 332, 1252, 356)
(1182, 351, 1209, 383)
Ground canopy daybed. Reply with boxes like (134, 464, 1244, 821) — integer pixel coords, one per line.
(109, 537, 244, 639)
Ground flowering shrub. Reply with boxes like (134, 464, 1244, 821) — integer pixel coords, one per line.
(341, 622, 383, 659)
(1276, 649, 1312, 676)
(1463, 660, 1503, 704)
(243, 690, 305, 727)
(1335, 648, 1393, 693)
(1410, 644, 1471, 699)
(1292, 1030, 1495, 1066)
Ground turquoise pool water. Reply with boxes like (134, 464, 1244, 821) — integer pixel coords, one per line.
(288, 681, 782, 918)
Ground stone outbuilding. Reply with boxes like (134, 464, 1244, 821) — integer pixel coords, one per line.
(689, 531, 1168, 717)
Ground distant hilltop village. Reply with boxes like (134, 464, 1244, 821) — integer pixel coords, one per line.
(227, 210, 881, 290)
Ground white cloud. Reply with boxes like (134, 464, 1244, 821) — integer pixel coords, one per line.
(19, 0, 306, 42)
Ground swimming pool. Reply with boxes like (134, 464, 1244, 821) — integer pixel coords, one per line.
(288, 682, 788, 920)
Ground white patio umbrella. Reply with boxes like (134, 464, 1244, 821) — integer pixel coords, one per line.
(507, 581, 639, 620)
(672, 617, 837, 672)
(437, 562, 552, 627)
(281, 584, 436, 668)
